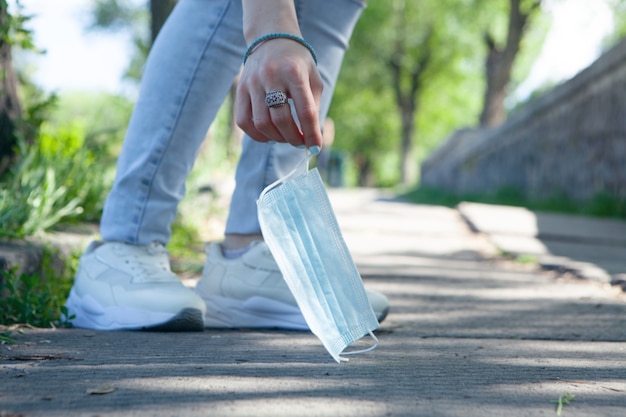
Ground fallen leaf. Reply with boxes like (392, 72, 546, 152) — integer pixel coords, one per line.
(86, 385, 116, 395)
(601, 386, 624, 393)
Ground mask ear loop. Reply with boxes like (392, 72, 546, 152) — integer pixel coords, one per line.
(258, 148, 315, 203)
(339, 331, 379, 362)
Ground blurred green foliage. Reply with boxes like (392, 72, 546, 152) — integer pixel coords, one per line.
(603, 0, 626, 49)
(6, 0, 623, 244)
(0, 89, 134, 237)
(0, 246, 77, 327)
(1, 1, 136, 238)
(402, 186, 626, 219)
(84, 0, 549, 187)
(0, 122, 105, 237)
(90, 0, 150, 83)
(330, 0, 548, 186)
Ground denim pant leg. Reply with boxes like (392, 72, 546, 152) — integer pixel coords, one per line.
(101, 0, 365, 245)
(100, 0, 246, 245)
(224, 0, 366, 235)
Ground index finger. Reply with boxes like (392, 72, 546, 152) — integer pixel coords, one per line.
(288, 77, 324, 149)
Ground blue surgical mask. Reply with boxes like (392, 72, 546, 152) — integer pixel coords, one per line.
(257, 152, 379, 362)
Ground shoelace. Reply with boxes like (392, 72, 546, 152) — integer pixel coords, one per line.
(124, 242, 175, 283)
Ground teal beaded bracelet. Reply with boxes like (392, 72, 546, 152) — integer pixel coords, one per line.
(243, 32, 318, 65)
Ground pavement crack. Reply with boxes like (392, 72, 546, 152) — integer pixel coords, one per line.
(0, 353, 76, 361)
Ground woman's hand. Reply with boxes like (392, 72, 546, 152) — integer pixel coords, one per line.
(236, 38, 324, 149)
(235, 0, 324, 150)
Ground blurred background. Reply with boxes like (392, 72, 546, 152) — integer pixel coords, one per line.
(2, 0, 626, 243)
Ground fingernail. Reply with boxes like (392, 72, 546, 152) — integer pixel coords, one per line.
(308, 145, 321, 156)
(296, 145, 306, 149)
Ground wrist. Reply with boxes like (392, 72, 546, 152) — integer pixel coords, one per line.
(243, 33, 318, 65)
(242, 0, 301, 43)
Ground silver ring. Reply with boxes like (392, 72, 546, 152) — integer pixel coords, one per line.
(265, 90, 288, 108)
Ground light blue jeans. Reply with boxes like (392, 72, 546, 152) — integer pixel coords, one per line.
(100, 0, 365, 245)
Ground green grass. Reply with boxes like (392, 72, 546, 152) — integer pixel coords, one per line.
(0, 124, 111, 238)
(168, 216, 206, 275)
(0, 246, 77, 328)
(401, 186, 626, 219)
(0, 331, 17, 344)
(552, 392, 575, 415)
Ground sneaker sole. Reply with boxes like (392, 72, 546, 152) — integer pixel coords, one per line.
(201, 294, 309, 330)
(201, 293, 389, 329)
(143, 308, 205, 332)
(65, 290, 204, 332)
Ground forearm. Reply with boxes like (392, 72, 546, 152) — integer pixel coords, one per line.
(242, 0, 301, 42)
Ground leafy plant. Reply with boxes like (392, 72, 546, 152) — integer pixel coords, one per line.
(0, 330, 17, 344)
(37, 122, 110, 222)
(0, 122, 111, 238)
(515, 254, 537, 265)
(168, 215, 206, 275)
(0, 247, 75, 328)
(552, 392, 575, 416)
(0, 145, 81, 238)
(1, 0, 38, 51)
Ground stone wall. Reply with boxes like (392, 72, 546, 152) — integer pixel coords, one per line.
(421, 37, 626, 202)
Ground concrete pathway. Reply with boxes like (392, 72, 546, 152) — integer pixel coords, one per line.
(458, 202, 626, 285)
(1, 190, 625, 417)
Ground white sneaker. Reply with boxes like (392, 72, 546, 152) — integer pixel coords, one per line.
(65, 241, 206, 331)
(196, 241, 389, 330)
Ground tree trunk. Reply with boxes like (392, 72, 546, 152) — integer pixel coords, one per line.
(479, 0, 541, 127)
(0, 0, 22, 175)
(150, 0, 177, 43)
(355, 154, 374, 187)
(389, 22, 431, 185)
(399, 104, 416, 184)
